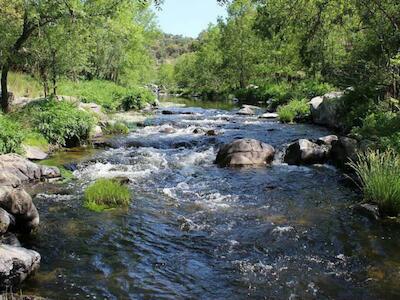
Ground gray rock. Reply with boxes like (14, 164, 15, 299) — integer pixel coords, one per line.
(22, 145, 48, 161)
(0, 154, 61, 186)
(284, 139, 330, 165)
(216, 139, 275, 167)
(317, 135, 338, 146)
(0, 187, 39, 232)
(0, 244, 40, 289)
(259, 113, 278, 119)
(237, 106, 255, 116)
(310, 92, 344, 129)
(0, 208, 12, 234)
(331, 137, 359, 168)
(91, 125, 103, 138)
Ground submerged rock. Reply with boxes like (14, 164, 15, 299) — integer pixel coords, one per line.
(353, 203, 380, 221)
(215, 139, 275, 167)
(0, 245, 40, 290)
(284, 139, 330, 165)
(206, 129, 218, 136)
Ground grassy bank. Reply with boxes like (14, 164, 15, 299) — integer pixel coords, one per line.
(0, 72, 156, 156)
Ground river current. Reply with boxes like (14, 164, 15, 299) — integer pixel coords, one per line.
(22, 99, 400, 299)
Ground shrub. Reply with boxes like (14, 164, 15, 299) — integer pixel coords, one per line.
(84, 178, 131, 212)
(351, 109, 400, 151)
(120, 88, 155, 111)
(349, 150, 400, 216)
(0, 115, 25, 154)
(23, 99, 95, 147)
(103, 122, 129, 135)
(277, 99, 310, 123)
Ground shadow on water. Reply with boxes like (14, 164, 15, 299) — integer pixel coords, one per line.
(21, 98, 400, 299)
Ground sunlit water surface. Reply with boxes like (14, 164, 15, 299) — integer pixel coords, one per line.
(22, 99, 400, 299)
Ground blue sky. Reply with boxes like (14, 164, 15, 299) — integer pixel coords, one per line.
(155, 0, 227, 38)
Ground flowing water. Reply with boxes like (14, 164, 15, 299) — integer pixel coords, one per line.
(22, 99, 400, 299)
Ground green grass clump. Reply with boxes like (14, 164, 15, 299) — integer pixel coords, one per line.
(349, 150, 400, 216)
(277, 98, 310, 123)
(103, 122, 129, 135)
(84, 178, 131, 212)
(0, 114, 25, 154)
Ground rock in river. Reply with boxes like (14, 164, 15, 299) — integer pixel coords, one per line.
(215, 139, 275, 167)
(284, 139, 330, 165)
(0, 244, 40, 290)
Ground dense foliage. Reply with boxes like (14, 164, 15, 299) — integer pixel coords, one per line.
(21, 100, 95, 147)
(0, 114, 25, 154)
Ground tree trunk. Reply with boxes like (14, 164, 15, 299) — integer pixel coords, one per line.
(1, 63, 10, 113)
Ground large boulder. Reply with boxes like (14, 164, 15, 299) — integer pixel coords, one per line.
(0, 154, 61, 187)
(0, 245, 40, 290)
(215, 139, 275, 167)
(0, 187, 39, 232)
(284, 139, 330, 165)
(310, 92, 344, 129)
(331, 137, 359, 168)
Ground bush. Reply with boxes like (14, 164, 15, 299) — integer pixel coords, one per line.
(351, 109, 400, 151)
(23, 99, 95, 147)
(103, 122, 129, 135)
(277, 99, 310, 123)
(349, 150, 400, 216)
(120, 88, 155, 111)
(84, 178, 131, 212)
(0, 115, 25, 154)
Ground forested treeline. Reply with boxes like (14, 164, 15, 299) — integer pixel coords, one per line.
(166, 0, 399, 106)
(0, 0, 161, 112)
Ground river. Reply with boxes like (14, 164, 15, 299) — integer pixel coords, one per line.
(22, 98, 400, 299)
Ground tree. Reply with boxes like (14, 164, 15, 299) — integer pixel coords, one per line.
(0, 0, 159, 113)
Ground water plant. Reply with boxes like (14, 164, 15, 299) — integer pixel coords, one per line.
(349, 149, 400, 216)
(84, 178, 131, 212)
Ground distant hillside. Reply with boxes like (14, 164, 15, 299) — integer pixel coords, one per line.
(152, 33, 196, 63)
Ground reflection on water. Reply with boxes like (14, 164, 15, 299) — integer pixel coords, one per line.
(22, 98, 400, 299)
